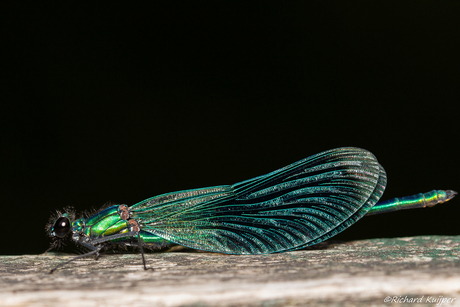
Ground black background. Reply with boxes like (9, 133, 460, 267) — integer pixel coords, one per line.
(3, 2, 459, 255)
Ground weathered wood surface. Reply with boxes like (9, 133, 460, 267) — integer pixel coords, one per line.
(1, 236, 460, 307)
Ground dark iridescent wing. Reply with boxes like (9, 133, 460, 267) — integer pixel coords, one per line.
(130, 147, 387, 254)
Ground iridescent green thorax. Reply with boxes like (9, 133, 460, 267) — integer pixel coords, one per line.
(81, 206, 126, 237)
(68, 205, 172, 248)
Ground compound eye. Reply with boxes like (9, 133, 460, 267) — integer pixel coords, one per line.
(53, 217, 71, 238)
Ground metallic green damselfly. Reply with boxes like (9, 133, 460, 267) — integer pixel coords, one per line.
(46, 147, 456, 273)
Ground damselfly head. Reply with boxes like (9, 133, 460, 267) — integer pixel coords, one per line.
(46, 207, 75, 239)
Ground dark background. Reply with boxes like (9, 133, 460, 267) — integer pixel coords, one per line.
(3, 2, 458, 255)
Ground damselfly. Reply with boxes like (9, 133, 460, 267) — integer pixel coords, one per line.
(46, 147, 456, 273)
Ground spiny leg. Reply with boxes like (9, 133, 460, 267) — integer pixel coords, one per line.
(49, 246, 100, 274)
(92, 222, 154, 271)
(127, 219, 154, 271)
(137, 232, 154, 271)
(49, 231, 139, 273)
